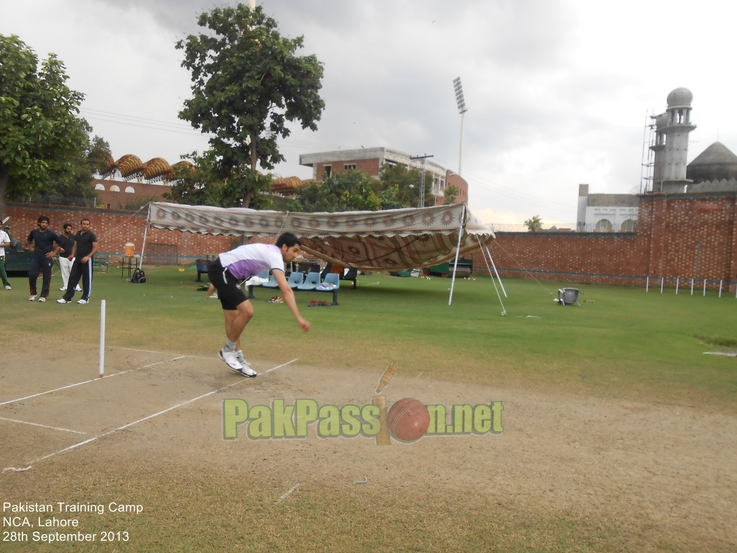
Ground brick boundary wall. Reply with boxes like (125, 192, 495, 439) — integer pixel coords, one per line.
(474, 192, 737, 291)
(479, 232, 650, 286)
(5, 203, 234, 264)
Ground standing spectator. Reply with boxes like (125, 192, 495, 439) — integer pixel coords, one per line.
(57, 218, 99, 304)
(0, 223, 12, 290)
(57, 222, 78, 292)
(26, 215, 61, 302)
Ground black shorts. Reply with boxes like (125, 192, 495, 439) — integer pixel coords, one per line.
(208, 259, 247, 311)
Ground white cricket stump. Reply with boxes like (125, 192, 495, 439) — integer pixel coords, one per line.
(99, 300, 106, 378)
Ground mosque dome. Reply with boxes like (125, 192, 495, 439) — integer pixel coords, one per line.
(667, 87, 693, 108)
(687, 142, 737, 183)
(654, 113, 668, 128)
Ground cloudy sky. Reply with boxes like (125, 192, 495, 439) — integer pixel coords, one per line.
(2, 0, 735, 225)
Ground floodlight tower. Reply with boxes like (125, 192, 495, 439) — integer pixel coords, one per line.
(453, 77, 467, 176)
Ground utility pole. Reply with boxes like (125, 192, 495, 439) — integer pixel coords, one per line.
(409, 154, 433, 208)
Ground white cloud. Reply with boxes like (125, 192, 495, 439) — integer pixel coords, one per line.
(3, 0, 736, 225)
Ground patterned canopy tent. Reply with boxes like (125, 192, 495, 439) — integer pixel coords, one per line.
(145, 202, 495, 271)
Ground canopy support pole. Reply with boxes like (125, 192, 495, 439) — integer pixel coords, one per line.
(485, 244, 507, 297)
(448, 204, 467, 306)
(139, 204, 152, 270)
(476, 236, 507, 316)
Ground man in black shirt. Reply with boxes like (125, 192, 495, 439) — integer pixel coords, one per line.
(57, 218, 99, 305)
(56, 223, 82, 292)
(26, 215, 61, 302)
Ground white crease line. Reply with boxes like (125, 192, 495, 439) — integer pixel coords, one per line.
(0, 417, 86, 435)
(0, 356, 186, 407)
(2, 358, 299, 475)
(112, 346, 184, 355)
(274, 482, 301, 505)
(265, 358, 299, 373)
(113, 346, 214, 361)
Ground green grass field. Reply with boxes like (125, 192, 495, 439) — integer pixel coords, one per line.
(2, 267, 736, 552)
(5, 266, 736, 410)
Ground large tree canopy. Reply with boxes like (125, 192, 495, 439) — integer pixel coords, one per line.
(33, 135, 111, 206)
(0, 34, 89, 218)
(295, 170, 382, 213)
(177, 3, 325, 208)
(164, 150, 271, 209)
(378, 163, 436, 209)
(287, 163, 436, 213)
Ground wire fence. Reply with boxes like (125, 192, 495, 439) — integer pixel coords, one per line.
(644, 276, 736, 297)
(473, 267, 737, 298)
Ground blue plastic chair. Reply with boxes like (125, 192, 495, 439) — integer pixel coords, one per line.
(287, 271, 304, 289)
(244, 271, 270, 299)
(262, 272, 279, 288)
(297, 271, 321, 291)
(321, 273, 340, 289)
(315, 272, 341, 305)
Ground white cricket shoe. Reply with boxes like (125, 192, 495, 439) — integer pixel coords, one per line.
(240, 362, 258, 378)
(77, 299, 89, 304)
(37, 297, 46, 302)
(236, 351, 258, 377)
(57, 298, 71, 304)
(59, 286, 66, 291)
(4, 285, 10, 290)
(218, 349, 243, 373)
(29, 295, 36, 301)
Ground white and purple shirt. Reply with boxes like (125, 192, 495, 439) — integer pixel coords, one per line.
(0, 229, 9, 256)
(219, 243, 284, 280)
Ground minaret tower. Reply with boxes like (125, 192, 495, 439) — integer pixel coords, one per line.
(650, 87, 696, 193)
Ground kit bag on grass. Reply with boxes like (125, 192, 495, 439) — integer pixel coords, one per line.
(130, 268, 146, 283)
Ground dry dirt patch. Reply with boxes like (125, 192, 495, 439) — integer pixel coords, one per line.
(1, 345, 735, 551)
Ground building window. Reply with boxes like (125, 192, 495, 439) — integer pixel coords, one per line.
(94, 183, 105, 191)
(620, 219, 637, 232)
(125, 186, 135, 193)
(324, 165, 332, 178)
(110, 185, 120, 192)
(595, 219, 613, 232)
(344, 164, 356, 170)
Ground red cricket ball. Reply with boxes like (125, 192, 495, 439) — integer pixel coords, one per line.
(387, 398, 430, 442)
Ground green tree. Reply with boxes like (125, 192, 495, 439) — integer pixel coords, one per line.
(36, 135, 111, 205)
(164, 151, 221, 206)
(524, 215, 543, 232)
(444, 184, 460, 205)
(164, 150, 273, 209)
(0, 34, 89, 218)
(378, 163, 434, 209)
(176, 4, 325, 208)
(86, 135, 113, 176)
(295, 170, 381, 212)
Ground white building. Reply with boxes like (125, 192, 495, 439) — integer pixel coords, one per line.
(577, 184, 639, 232)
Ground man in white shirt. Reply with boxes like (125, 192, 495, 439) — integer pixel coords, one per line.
(0, 225, 12, 290)
(56, 222, 81, 292)
(207, 232, 310, 376)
